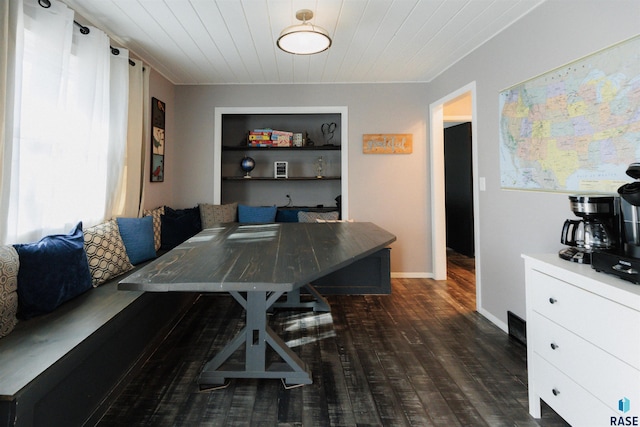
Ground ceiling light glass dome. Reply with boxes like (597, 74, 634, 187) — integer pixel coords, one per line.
(277, 9, 332, 55)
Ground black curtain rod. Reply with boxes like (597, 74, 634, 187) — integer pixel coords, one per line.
(73, 20, 90, 35)
(110, 46, 137, 67)
(38, 0, 136, 66)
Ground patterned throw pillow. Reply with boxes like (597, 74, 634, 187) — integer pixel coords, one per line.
(0, 246, 19, 338)
(297, 211, 340, 223)
(84, 220, 134, 287)
(143, 206, 165, 251)
(199, 202, 237, 228)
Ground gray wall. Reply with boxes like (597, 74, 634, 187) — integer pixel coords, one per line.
(173, 84, 430, 275)
(167, 0, 639, 330)
(425, 0, 639, 327)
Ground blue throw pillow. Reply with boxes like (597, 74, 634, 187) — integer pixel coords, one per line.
(160, 214, 199, 250)
(160, 206, 202, 250)
(276, 209, 303, 223)
(13, 222, 92, 319)
(238, 205, 277, 223)
(116, 216, 156, 265)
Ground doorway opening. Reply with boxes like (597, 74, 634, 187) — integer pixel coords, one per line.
(429, 82, 481, 311)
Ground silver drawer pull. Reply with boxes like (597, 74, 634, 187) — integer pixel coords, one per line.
(550, 343, 559, 350)
(552, 388, 560, 396)
(549, 297, 557, 304)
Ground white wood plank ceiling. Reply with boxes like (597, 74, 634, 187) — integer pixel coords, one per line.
(60, 0, 545, 85)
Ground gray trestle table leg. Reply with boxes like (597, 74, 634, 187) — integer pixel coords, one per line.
(198, 290, 313, 387)
(269, 284, 331, 312)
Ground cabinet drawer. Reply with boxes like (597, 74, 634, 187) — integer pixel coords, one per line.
(530, 312, 640, 408)
(532, 355, 617, 426)
(528, 269, 640, 368)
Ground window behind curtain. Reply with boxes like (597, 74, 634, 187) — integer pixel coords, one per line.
(5, 0, 129, 244)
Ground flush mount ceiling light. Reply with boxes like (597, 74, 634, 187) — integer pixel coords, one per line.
(277, 9, 332, 55)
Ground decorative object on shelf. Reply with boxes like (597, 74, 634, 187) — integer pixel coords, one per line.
(362, 133, 413, 154)
(316, 156, 324, 178)
(305, 131, 314, 146)
(240, 156, 255, 178)
(293, 133, 303, 147)
(151, 97, 166, 182)
(321, 122, 337, 145)
(271, 130, 293, 147)
(274, 161, 288, 179)
(277, 9, 332, 55)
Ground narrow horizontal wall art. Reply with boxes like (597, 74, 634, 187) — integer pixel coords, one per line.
(363, 134, 412, 154)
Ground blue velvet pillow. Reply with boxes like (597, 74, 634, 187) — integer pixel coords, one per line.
(276, 209, 303, 223)
(13, 222, 92, 319)
(160, 215, 198, 250)
(116, 216, 156, 265)
(160, 206, 202, 250)
(238, 205, 277, 223)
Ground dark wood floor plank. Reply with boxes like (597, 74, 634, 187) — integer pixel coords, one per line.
(96, 253, 569, 427)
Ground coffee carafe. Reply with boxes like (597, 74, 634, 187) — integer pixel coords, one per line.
(559, 195, 618, 264)
(618, 162, 640, 258)
(591, 163, 640, 284)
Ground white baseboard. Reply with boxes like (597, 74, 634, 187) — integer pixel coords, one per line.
(389, 273, 509, 335)
(478, 307, 508, 333)
(390, 272, 434, 279)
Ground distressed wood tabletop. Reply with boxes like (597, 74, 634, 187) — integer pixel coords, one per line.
(118, 222, 396, 293)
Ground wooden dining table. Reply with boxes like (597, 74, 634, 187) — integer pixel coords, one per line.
(119, 221, 396, 387)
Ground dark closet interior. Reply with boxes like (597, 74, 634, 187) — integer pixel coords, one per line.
(444, 122, 474, 257)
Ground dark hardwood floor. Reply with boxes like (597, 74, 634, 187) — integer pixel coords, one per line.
(96, 253, 569, 426)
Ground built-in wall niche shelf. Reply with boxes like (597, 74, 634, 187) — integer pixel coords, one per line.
(214, 107, 349, 217)
(222, 176, 341, 181)
(222, 145, 341, 151)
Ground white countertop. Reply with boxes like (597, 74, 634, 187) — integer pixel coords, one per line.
(522, 253, 640, 310)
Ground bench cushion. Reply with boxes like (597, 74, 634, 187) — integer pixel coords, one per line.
(0, 246, 19, 338)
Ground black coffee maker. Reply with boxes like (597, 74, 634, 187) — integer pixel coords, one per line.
(592, 163, 640, 284)
(559, 195, 620, 264)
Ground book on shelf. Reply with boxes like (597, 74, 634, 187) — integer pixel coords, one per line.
(270, 130, 293, 138)
(248, 140, 273, 147)
(271, 130, 293, 146)
(273, 139, 291, 147)
(246, 128, 294, 147)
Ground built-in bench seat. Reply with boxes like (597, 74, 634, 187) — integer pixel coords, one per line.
(0, 267, 196, 427)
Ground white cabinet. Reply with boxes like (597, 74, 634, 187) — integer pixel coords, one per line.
(523, 254, 640, 426)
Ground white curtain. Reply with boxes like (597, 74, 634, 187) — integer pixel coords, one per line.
(105, 49, 130, 218)
(1, 0, 134, 244)
(0, 0, 21, 244)
(126, 58, 149, 218)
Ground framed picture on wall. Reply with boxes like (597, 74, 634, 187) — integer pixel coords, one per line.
(151, 97, 165, 182)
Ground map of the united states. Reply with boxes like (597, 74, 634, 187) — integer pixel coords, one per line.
(499, 36, 640, 193)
